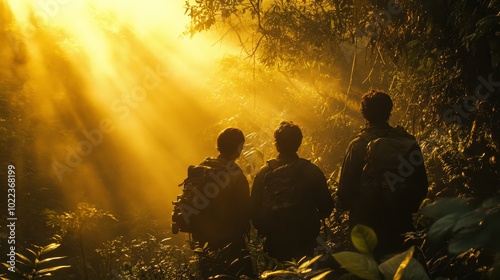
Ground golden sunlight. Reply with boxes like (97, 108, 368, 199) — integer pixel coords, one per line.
(3, 0, 239, 231)
(1, 0, 347, 242)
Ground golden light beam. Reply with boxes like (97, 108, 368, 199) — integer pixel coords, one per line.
(3, 0, 236, 231)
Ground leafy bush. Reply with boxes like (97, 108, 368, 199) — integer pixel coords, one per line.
(422, 197, 500, 279)
(260, 255, 332, 280)
(332, 225, 429, 280)
(1, 243, 70, 280)
(95, 234, 195, 280)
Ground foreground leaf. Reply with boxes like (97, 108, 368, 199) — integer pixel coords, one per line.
(448, 226, 491, 254)
(298, 254, 323, 270)
(39, 256, 67, 264)
(351, 225, 377, 255)
(40, 243, 61, 255)
(310, 270, 332, 280)
(427, 214, 460, 243)
(333, 251, 380, 280)
(35, 265, 71, 275)
(261, 270, 297, 278)
(422, 198, 472, 220)
(393, 247, 414, 280)
(15, 253, 33, 267)
(379, 247, 429, 280)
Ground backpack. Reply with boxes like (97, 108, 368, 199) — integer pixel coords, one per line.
(171, 160, 224, 234)
(259, 158, 320, 237)
(262, 158, 309, 212)
(359, 127, 423, 212)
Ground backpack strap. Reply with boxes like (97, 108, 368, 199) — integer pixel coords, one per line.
(266, 159, 280, 171)
(358, 129, 388, 143)
(201, 157, 226, 168)
(266, 158, 309, 173)
(358, 126, 414, 143)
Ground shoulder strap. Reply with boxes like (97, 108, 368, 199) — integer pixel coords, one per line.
(359, 126, 414, 143)
(266, 158, 309, 172)
(266, 159, 280, 170)
(201, 157, 227, 169)
(358, 130, 383, 143)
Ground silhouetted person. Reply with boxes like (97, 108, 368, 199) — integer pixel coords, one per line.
(251, 121, 334, 262)
(337, 90, 428, 261)
(190, 128, 254, 279)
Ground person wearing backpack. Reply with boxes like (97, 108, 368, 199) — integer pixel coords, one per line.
(251, 121, 334, 262)
(172, 128, 254, 279)
(337, 90, 428, 261)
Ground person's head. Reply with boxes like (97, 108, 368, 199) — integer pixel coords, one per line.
(274, 121, 302, 154)
(217, 128, 245, 159)
(360, 90, 393, 125)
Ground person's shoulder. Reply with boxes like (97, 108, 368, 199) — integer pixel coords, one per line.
(200, 156, 219, 166)
(256, 159, 275, 175)
(202, 156, 234, 167)
(347, 133, 370, 151)
(299, 158, 326, 176)
(390, 126, 417, 140)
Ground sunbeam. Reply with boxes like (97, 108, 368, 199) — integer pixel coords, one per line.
(2, 0, 239, 235)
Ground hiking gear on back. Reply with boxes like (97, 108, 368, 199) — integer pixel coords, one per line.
(262, 158, 309, 212)
(171, 159, 226, 234)
(358, 127, 424, 213)
(259, 158, 321, 238)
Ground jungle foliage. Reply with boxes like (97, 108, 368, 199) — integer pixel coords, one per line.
(184, 0, 500, 279)
(1, 0, 500, 279)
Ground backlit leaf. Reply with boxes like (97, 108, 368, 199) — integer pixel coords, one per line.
(41, 243, 61, 255)
(379, 247, 429, 280)
(351, 224, 377, 255)
(332, 251, 380, 280)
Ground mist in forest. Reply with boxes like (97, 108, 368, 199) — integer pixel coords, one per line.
(0, 0, 238, 238)
(2, 0, 499, 279)
(0, 0, 356, 242)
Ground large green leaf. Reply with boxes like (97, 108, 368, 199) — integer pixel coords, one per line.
(379, 247, 430, 280)
(427, 213, 460, 243)
(452, 210, 485, 233)
(351, 225, 377, 255)
(448, 226, 491, 254)
(481, 197, 500, 208)
(332, 251, 380, 280)
(422, 198, 473, 220)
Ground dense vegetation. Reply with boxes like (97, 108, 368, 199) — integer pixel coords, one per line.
(185, 0, 500, 278)
(1, 0, 499, 279)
